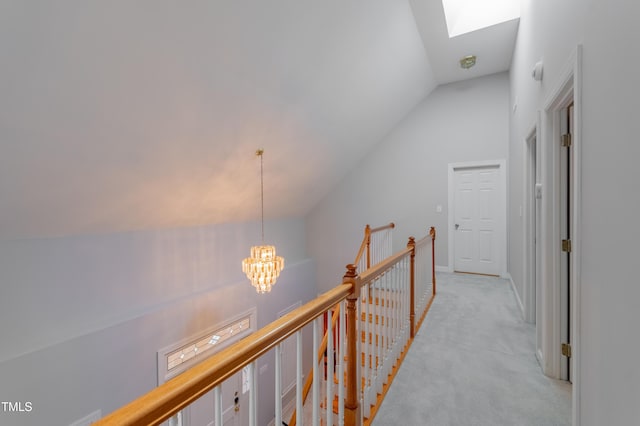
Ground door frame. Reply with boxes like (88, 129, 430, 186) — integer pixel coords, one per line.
(523, 116, 541, 325)
(539, 45, 582, 425)
(447, 159, 507, 277)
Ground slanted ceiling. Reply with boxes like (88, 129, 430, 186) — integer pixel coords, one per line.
(0, 1, 516, 240)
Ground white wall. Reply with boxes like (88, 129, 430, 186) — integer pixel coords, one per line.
(0, 1, 429, 424)
(307, 72, 509, 292)
(509, 0, 640, 423)
(0, 219, 316, 426)
(507, 0, 586, 316)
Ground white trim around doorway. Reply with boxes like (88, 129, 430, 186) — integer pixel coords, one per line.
(540, 44, 582, 426)
(523, 115, 541, 326)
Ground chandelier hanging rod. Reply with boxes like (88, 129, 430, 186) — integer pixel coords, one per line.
(256, 148, 264, 243)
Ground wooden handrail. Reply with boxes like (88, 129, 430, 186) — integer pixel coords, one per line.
(369, 222, 395, 234)
(415, 233, 432, 248)
(95, 284, 353, 426)
(96, 224, 436, 426)
(353, 222, 394, 267)
(358, 247, 412, 288)
(353, 224, 370, 267)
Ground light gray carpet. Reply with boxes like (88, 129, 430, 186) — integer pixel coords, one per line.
(372, 272, 571, 426)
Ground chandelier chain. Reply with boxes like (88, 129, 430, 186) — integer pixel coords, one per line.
(260, 150, 265, 243)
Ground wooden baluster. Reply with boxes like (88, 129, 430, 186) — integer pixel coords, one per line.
(415, 242, 422, 315)
(297, 330, 303, 426)
(313, 318, 320, 426)
(421, 242, 427, 312)
(214, 386, 222, 426)
(407, 237, 416, 338)
(405, 256, 410, 337)
(365, 225, 371, 270)
(398, 262, 404, 343)
(275, 344, 282, 426)
(361, 281, 367, 418)
(339, 300, 346, 426)
(249, 362, 257, 426)
(377, 276, 383, 395)
(388, 268, 395, 364)
(430, 227, 436, 295)
(395, 264, 400, 343)
(364, 282, 372, 419)
(373, 278, 379, 395)
(168, 411, 182, 426)
(327, 307, 334, 426)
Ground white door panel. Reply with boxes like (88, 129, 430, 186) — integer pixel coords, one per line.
(452, 164, 503, 276)
(186, 370, 248, 426)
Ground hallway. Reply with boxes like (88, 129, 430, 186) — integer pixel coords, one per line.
(372, 273, 571, 426)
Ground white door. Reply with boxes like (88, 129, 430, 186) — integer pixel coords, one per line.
(453, 165, 502, 276)
(185, 368, 250, 426)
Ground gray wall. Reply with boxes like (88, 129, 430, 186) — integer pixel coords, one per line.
(0, 219, 316, 426)
(509, 0, 640, 423)
(0, 0, 433, 240)
(307, 72, 509, 293)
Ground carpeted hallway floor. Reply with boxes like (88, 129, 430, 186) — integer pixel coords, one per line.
(371, 272, 571, 426)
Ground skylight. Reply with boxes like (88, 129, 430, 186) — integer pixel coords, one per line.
(442, 0, 520, 38)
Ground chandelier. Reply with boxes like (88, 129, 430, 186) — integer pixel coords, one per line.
(242, 149, 284, 293)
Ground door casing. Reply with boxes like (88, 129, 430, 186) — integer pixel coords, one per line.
(539, 45, 583, 426)
(523, 117, 541, 325)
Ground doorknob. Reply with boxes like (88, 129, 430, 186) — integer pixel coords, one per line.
(455, 224, 459, 230)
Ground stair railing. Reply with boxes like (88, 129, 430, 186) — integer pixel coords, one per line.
(94, 226, 435, 426)
(346, 228, 436, 424)
(95, 284, 353, 426)
(292, 226, 436, 425)
(289, 223, 395, 426)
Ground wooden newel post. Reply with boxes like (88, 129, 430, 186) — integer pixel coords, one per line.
(364, 224, 372, 270)
(343, 264, 361, 426)
(407, 237, 416, 339)
(430, 227, 436, 295)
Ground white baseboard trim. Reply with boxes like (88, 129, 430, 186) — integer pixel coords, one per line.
(435, 265, 449, 273)
(508, 273, 526, 319)
(536, 348, 544, 371)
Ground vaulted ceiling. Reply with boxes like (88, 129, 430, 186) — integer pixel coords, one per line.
(0, 1, 518, 239)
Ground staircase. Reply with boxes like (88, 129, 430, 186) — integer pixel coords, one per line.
(290, 227, 437, 426)
(298, 284, 424, 426)
(95, 224, 436, 426)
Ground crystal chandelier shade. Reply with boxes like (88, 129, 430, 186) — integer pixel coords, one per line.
(242, 245, 284, 294)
